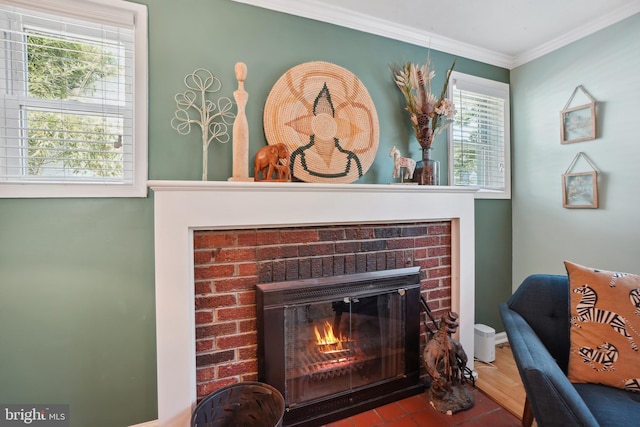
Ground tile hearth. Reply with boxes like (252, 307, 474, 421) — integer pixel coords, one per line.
(323, 387, 520, 427)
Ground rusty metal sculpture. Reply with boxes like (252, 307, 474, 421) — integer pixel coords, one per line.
(423, 311, 474, 414)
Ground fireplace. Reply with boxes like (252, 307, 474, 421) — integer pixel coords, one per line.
(257, 267, 422, 426)
(148, 180, 477, 427)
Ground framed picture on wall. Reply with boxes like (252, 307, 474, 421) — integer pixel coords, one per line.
(562, 171, 598, 208)
(560, 103, 596, 144)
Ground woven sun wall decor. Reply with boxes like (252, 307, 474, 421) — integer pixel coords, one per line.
(263, 61, 380, 183)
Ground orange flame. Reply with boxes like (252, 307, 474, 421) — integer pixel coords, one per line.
(314, 321, 345, 350)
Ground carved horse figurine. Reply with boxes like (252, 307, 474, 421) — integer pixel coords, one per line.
(389, 146, 416, 181)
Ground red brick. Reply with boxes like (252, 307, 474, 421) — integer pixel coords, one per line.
(412, 248, 427, 260)
(311, 257, 323, 277)
(374, 227, 402, 238)
(298, 242, 336, 257)
(345, 228, 374, 239)
(235, 231, 257, 246)
(428, 223, 451, 235)
(217, 360, 258, 378)
(217, 333, 257, 350)
(237, 291, 255, 306)
(280, 229, 319, 244)
(427, 267, 451, 279)
(420, 278, 442, 290)
(195, 310, 213, 325)
(197, 378, 238, 399)
(215, 277, 257, 293)
(196, 349, 235, 367)
(196, 367, 216, 382)
(217, 305, 256, 321)
(239, 319, 257, 333)
(241, 373, 259, 382)
(194, 281, 212, 295)
(194, 233, 235, 249)
(256, 245, 298, 260)
(195, 294, 237, 310)
(428, 288, 450, 299)
(400, 225, 429, 237)
(285, 259, 299, 280)
(237, 262, 258, 276)
(272, 260, 286, 281)
(194, 264, 235, 279)
(428, 246, 450, 257)
(256, 230, 280, 245)
(361, 239, 386, 252)
(213, 248, 256, 263)
(440, 256, 452, 267)
(415, 236, 440, 248)
(415, 258, 439, 270)
(298, 258, 311, 278)
(196, 322, 237, 339)
(386, 238, 415, 250)
(238, 345, 257, 360)
(318, 228, 346, 241)
(194, 250, 212, 265)
(196, 339, 214, 352)
(335, 241, 361, 254)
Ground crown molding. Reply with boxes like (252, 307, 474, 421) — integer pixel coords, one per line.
(232, 0, 514, 69)
(233, 0, 640, 70)
(512, 3, 640, 68)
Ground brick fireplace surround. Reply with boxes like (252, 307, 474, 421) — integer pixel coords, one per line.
(148, 180, 477, 427)
(194, 221, 452, 399)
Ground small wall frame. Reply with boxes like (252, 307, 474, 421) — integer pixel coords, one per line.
(562, 171, 598, 208)
(562, 152, 599, 209)
(560, 85, 596, 144)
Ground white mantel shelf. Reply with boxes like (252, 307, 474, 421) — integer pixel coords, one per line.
(148, 180, 478, 193)
(148, 180, 477, 427)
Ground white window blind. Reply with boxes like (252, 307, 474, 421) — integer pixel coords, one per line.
(448, 72, 510, 199)
(0, 0, 148, 198)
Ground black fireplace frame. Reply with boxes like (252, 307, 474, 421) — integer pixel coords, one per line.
(256, 266, 423, 427)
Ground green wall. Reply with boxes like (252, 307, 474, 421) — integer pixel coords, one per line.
(511, 13, 640, 286)
(0, 1, 510, 425)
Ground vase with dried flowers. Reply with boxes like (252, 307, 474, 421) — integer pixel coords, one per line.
(392, 58, 456, 185)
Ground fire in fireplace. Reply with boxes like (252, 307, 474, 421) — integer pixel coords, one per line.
(257, 266, 422, 427)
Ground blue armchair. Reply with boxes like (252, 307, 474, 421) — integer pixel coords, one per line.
(500, 274, 640, 427)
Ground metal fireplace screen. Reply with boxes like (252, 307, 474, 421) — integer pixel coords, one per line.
(257, 267, 421, 426)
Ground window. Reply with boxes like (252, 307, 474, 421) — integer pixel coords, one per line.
(448, 72, 510, 199)
(0, 0, 147, 198)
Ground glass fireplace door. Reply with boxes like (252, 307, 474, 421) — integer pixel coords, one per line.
(283, 289, 407, 407)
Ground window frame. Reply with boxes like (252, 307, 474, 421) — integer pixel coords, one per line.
(447, 71, 511, 199)
(0, 0, 148, 198)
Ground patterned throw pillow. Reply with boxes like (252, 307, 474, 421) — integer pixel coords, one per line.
(566, 261, 640, 392)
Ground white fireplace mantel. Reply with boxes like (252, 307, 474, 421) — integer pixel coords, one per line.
(148, 180, 477, 427)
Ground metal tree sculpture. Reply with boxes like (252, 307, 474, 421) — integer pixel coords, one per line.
(171, 68, 235, 180)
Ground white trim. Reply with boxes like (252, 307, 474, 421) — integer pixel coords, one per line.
(232, 0, 640, 69)
(148, 180, 477, 427)
(0, 0, 148, 198)
(512, 3, 640, 68)
(231, 0, 513, 68)
(448, 72, 511, 199)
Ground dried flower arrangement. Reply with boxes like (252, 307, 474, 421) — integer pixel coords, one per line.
(392, 58, 456, 151)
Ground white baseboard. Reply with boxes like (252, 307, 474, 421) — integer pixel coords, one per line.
(495, 331, 508, 345)
(128, 420, 158, 427)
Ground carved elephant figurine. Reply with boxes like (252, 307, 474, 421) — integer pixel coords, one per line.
(254, 143, 290, 181)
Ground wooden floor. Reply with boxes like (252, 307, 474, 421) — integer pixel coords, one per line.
(475, 343, 527, 420)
